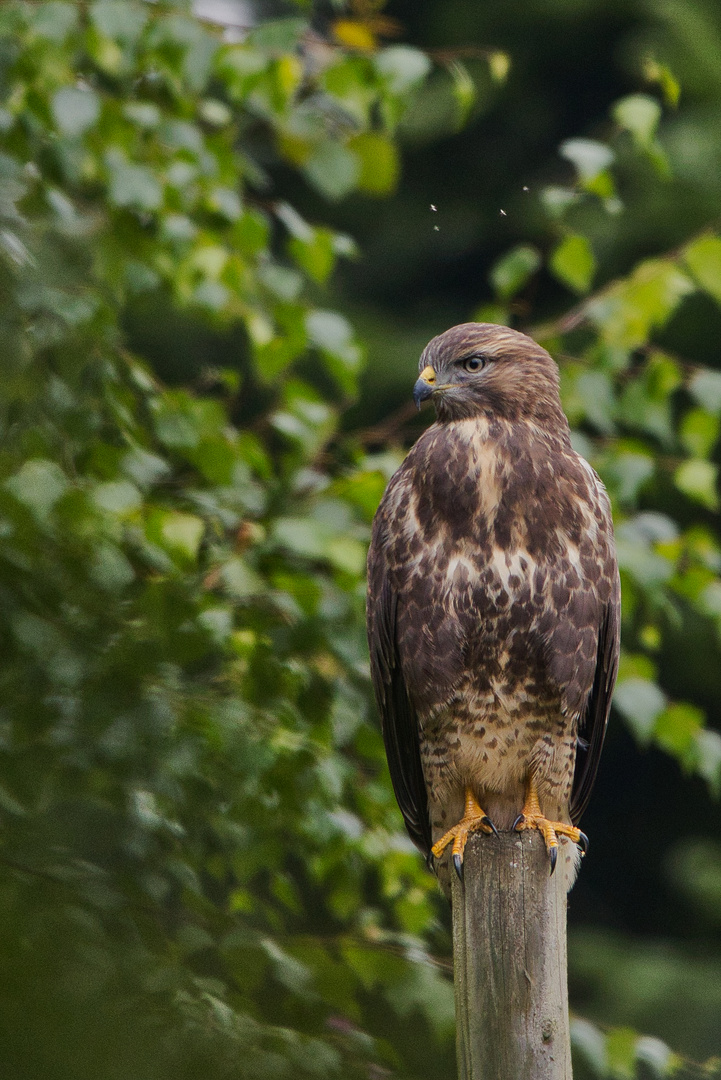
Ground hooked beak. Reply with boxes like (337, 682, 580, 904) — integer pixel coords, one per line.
(413, 365, 436, 410)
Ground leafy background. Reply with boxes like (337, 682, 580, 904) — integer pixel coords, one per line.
(1, 1, 721, 1077)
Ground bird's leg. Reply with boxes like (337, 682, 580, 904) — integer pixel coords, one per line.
(431, 788, 498, 880)
(513, 773, 588, 874)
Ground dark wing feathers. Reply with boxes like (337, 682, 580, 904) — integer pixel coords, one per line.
(570, 590, 620, 824)
(368, 572, 432, 857)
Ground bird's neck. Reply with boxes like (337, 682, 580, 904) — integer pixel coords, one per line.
(443, 414, 572, 454)
(435, 384, 570, 433)
(411, 415, 575, 542)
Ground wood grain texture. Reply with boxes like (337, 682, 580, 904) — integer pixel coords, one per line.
(451, 829, 572, 1080)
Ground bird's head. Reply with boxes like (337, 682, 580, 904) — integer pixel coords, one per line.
(413, 322, 567, 429)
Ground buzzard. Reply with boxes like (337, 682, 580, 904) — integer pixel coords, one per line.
(366, 323, 620, 882)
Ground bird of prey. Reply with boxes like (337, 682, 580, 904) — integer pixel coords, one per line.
(366, 323, 620, 882)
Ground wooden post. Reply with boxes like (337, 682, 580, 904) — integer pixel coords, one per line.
(451, 829, 573, 1080)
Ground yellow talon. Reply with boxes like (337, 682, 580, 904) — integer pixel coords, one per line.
(513, 775, 588, 874)
(432, 787, 498, 879)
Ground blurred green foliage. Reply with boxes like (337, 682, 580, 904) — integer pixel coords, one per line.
(0, 3, 455, 1077)
(1, 1, 721, 1078)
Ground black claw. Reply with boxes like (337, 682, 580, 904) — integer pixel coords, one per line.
(453, 852, 464, 882)
(484, 816, 500, 839)
(549, 846, 558, 875)
(512, 814, 524, 832)
(577, 831, 589, 855)
(426, 850, 436, 872)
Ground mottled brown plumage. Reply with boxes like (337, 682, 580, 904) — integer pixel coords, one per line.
(366, 323, 620, 885)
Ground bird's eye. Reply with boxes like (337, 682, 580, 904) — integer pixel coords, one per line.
(463, 355, 486, 373)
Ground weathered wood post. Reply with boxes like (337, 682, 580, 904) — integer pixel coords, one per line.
(451, 829, 573, 1080)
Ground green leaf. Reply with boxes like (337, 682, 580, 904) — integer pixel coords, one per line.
(488, 51, 511, 83)
(206, 187, 243, 222)
(259, 263, 303, 302)
(155, 15, 217, 93)
(550, 234, 595, 294)
(260, 939, 313, 994)
(683, 234, 721, 304)
(248, 17, 308, 51)
(197, 607, 233, 645)
(576, 370, 616, 433)
(306, 310, 354, 354)
(689, 369, 721, 414)
(634, 1032, 682, 1075)
(93, 480, 142, 515)
(275, 202, 313, 242)
(374, 46, 431, 94)
(635, 1035, 681, 1077)
(447, 60, 476, 125)
(51, 87, 101, 137)
(91, 0, 147, 42)
(271, 513, 363, 573)
(701, 580, 721, 619)
(149, 510, 205, 562)
(32, 2, 78, 41)
(272, 517, 331, 562)
(571, 1018, 608, 1075)
(307, 310, 361, 392)
(386, 959, 455, 1038)
(541, 186, 579, 219)
(251, 305, 308, 381)
(680, 408, 720, 458)
(153, 400, 201, 450)
(87, 30, 126, 76)
(614, 677, 667, 743)
(618, 362, 676, 446)
(121, 448, 170, 489)
(654, 702, 704, 759)
(605, 1027, 638, 1079)
(91, 543, 135, 591)
(325, 536, 366, 575)
(288, 228, 335, 285)
(220, 557, 264, 598)
(674, 459, 719, 511)
(199, 98, 232, 126)
(644, 57, 681, 107)
(271, 383, 335, 456)
(0, 227, 32, 268)
(489, 245, 541, 300)
(613, 93, 662, 148)
(303, 142, 359, 201)
(6, 460, 68, 521)
(560, 138, 614, 181)
(125, 260, 160, 294)
(160, 119, 204, 155)
(106, 152, 163, 212)
(349, 133, 399, 197)
(588, 259, 694, 350)
(616, 535, 673, 587)
(693, 729, 721, 797)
